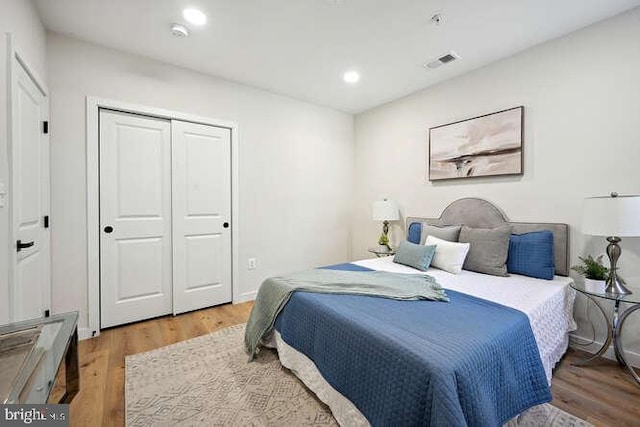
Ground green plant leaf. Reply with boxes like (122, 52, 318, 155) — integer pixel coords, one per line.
(571, 254, 609, 280)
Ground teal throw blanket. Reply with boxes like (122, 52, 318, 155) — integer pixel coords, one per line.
(244, 269, 448, 360)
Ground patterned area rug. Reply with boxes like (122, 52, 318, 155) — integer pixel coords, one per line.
(126, 324, 592, 427)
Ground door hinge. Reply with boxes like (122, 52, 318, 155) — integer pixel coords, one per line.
(44, 215, 49, 228)
(44, 309, 50, 318)
(43, 121, 49, 134)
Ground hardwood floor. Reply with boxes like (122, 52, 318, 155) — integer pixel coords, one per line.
(68, 301, 640, 426)
(69, 302, 253, 426)
(551, 350, 640, 426)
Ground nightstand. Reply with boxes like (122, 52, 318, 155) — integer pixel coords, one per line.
(570, 282, 640, 386)
(368, 246, 396, 258)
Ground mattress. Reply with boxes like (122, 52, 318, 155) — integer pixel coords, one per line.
(352, 257, 577, 383)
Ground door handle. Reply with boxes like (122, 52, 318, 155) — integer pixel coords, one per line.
(16, 240, 35, 252)
(104, 226, 114, 233)
(223, 222, 229, 228)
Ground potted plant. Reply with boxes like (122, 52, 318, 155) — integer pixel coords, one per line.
(571, 255, 609, 293)
(378, 233, 390, 249)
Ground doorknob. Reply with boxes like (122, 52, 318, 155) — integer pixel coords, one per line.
(16, 240, 35, 252)
(223, 222, 229, 228)
(104, 226, 114, 233)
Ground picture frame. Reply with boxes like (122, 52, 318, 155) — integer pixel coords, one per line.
(428, 106, 524, 181)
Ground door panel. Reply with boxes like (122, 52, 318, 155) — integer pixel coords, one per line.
(116, 125, 165, 217)
(16, 253, 41, 319)
(116, 237, 164, 301)
(185, 234, 223, 291)
(11, 59, 48, 321)
(186, 136, 224, 214)
(172, 121, 232, 314)
(100, 110, 172, 328)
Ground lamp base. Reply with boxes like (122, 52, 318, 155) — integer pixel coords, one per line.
(605, 236, 632, 295)
(377, 220, 390, 249)
(605, 277, 632, 295)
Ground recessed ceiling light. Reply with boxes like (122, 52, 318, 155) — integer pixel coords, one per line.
(183, 8, 207, 26)
(343, 70, 360, 84)
(171, 23, 190, 37)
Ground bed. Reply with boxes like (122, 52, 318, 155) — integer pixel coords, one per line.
(257, 198, 577, 426)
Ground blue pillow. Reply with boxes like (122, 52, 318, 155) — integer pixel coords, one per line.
(507, 231, 555, 280)
(393, 241, 436, 271)
(407, 222, 421, 244)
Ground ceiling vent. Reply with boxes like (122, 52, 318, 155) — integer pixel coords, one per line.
(424, 51, 459, 70)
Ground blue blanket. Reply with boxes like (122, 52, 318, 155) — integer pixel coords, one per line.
(274, 263, 551, 426)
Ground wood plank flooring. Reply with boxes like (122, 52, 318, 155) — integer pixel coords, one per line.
(551, 350, 640, 426)
(67, 301, 640, 426)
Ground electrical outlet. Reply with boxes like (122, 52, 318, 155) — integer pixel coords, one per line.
(248, 258, 257, 270)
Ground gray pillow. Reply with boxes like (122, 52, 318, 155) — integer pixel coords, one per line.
(393, 241, 437, 271)
(458, 225, 512, 276)
(419, 224, 462, 244)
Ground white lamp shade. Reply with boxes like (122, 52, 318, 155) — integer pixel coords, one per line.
(582, 195, 640, 237)
(372, 199, 399, 221)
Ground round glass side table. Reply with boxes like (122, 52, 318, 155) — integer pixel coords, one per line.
(570, 282, 640, 386)
(367, 246, 396, 258)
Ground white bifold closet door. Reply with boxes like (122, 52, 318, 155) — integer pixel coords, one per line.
(171, 120, 232, 315)
(100, 110, 173, 328)
(100, 110, 232, 328)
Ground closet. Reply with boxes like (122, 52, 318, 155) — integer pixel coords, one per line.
(99, 109, 231, 328)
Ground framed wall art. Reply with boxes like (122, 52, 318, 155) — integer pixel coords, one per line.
(428, 106, 523, 181)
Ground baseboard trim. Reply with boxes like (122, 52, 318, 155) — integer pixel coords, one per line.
(570, 332, 640, 368)
(233, 291, 257, 304)
(78, 327, 99, 341)
(78, 294, 257, 340)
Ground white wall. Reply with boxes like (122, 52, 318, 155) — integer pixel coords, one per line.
(353, 9, 640, 357)
(46, 33, 354, 332)
(0, 0, 47, 324)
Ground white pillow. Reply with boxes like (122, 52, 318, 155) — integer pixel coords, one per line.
(425, 235, 470, 274)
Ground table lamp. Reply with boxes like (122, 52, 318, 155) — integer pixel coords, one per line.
(582, 193, 640, 295)
(372, 199, 399, 249)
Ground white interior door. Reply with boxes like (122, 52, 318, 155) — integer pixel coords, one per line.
(172, 120, 232, 314)
(99, 110, 172, 328)
(10, 58, 50, 322)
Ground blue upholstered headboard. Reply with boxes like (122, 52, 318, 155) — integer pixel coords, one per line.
(405, 198, 570, 276)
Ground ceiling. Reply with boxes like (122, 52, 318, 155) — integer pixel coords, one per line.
(35, 0, 640, 113)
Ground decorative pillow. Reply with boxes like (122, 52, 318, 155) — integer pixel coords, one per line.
(458, 225, 512, 276)
(393, 241, 437, 271)
(425, 235, 470, 275)
(419, 224, 462, 244)
(507, 231, 555, 280)
(407, 222, 422, 244)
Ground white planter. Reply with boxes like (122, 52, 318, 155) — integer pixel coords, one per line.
(584, 278, 606, 293)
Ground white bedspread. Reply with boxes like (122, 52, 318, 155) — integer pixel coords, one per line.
(353, 257, 577, 382)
